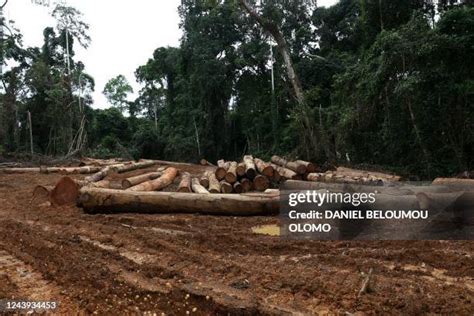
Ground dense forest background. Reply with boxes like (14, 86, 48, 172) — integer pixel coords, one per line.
(0, 0, 473, 179)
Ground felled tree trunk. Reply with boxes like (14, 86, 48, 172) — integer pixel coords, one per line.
(254, 158, 274, 178)
(336, 167, 401, 182)
(200, 171, 211, 188)
(0, 166, 102, 174)
(225, 162, 238, 184)
(191, 178, 210, 194)
(216, 160, 230, 180)
(233, 182, 243, 194)
(236, 163, 246, 177)
(127, 167, 178, 192)
(50, 176, 81, 206)
(241, 178, 252, 193)
(84, 165, 120, 183)
(253, 175, 270, 192)
(295, 160, 317, 173)
(432, 178, 474, 187)
(78, 187, 279, 216)
(220, 181, 233, 193)
(271, 155, 306, 174)
(122, 170, 164, 189)
(271, 163, 299, 180)
(208, 172, 221, 193)
(178, 172, 192, 193)
(243, 155, 257, 179)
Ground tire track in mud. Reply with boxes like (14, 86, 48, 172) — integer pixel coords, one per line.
(0, 250, 80, 314)
(11, 217, 321, 314)
(20, 216, 474, 315)
(1, 171, 474, 315)
(0, 220, 228, 315)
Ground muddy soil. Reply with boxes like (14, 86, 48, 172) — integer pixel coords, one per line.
(0, 165, 473, 315)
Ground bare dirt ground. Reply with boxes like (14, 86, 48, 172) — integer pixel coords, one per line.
(0, 164, 473, 315)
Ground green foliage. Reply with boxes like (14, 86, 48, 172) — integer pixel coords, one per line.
(1, 1, 472, 179)
(103, 75, 134, 115)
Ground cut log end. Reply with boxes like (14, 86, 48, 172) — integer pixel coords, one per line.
(50, 177, 80, 206)
(220, 181, 233, 194)
(215, 168, 227, 181)
(253, 175, 270, 192)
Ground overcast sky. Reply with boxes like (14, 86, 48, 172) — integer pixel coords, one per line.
(5, 0, 337, 108)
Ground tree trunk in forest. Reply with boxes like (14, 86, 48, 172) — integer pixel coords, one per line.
(78, 187, 279, 216)
(238, 0, 304, 105)
(254, 158, 274, 178)
(127, 167, 178, 192)
(191, 178, 210, 194)
(243, 155, 257, 179)
(178, 172, 192, 193)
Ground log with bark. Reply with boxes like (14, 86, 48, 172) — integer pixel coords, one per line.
(233, 181, 243, 194)
(33, 185, 54, 199)
(254, 158, 274, 178)
(241, 178, 253, 193)
(84, 165, 120, 183)
(122, 169, 164, 189)
(199, 159, 215, 167)
(220, 181, 233, 194)
(50, 176, 81, 206)
(253, 175, 270, 192)
(336, 167, 401, 182)
(307, 172, 383, 186)
(78, 187, 279, 216)
(295, 160, 317, 173)
(114, 160, 156, 173)
(432, 178, 474, 187)
(208, 172, 221, 193)
(177, 172, 192, 193)
(236, 163, 246, 177)
(216, 160, 231, 181)
(0, 166, 102, 175)
(243, 155, 257, 179)
(127, 167, 178, 192)
(272, 169, 281, 183)
(200, 171, 211, 188)
(191, 178, 210, 194)
(271, 163, 299, 180)
(32, 185, 54, 205)
(271, 155, 306, 175)
(225, 162, 238, 184)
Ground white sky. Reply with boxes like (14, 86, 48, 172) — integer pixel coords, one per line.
(5, 0, 337, 108)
